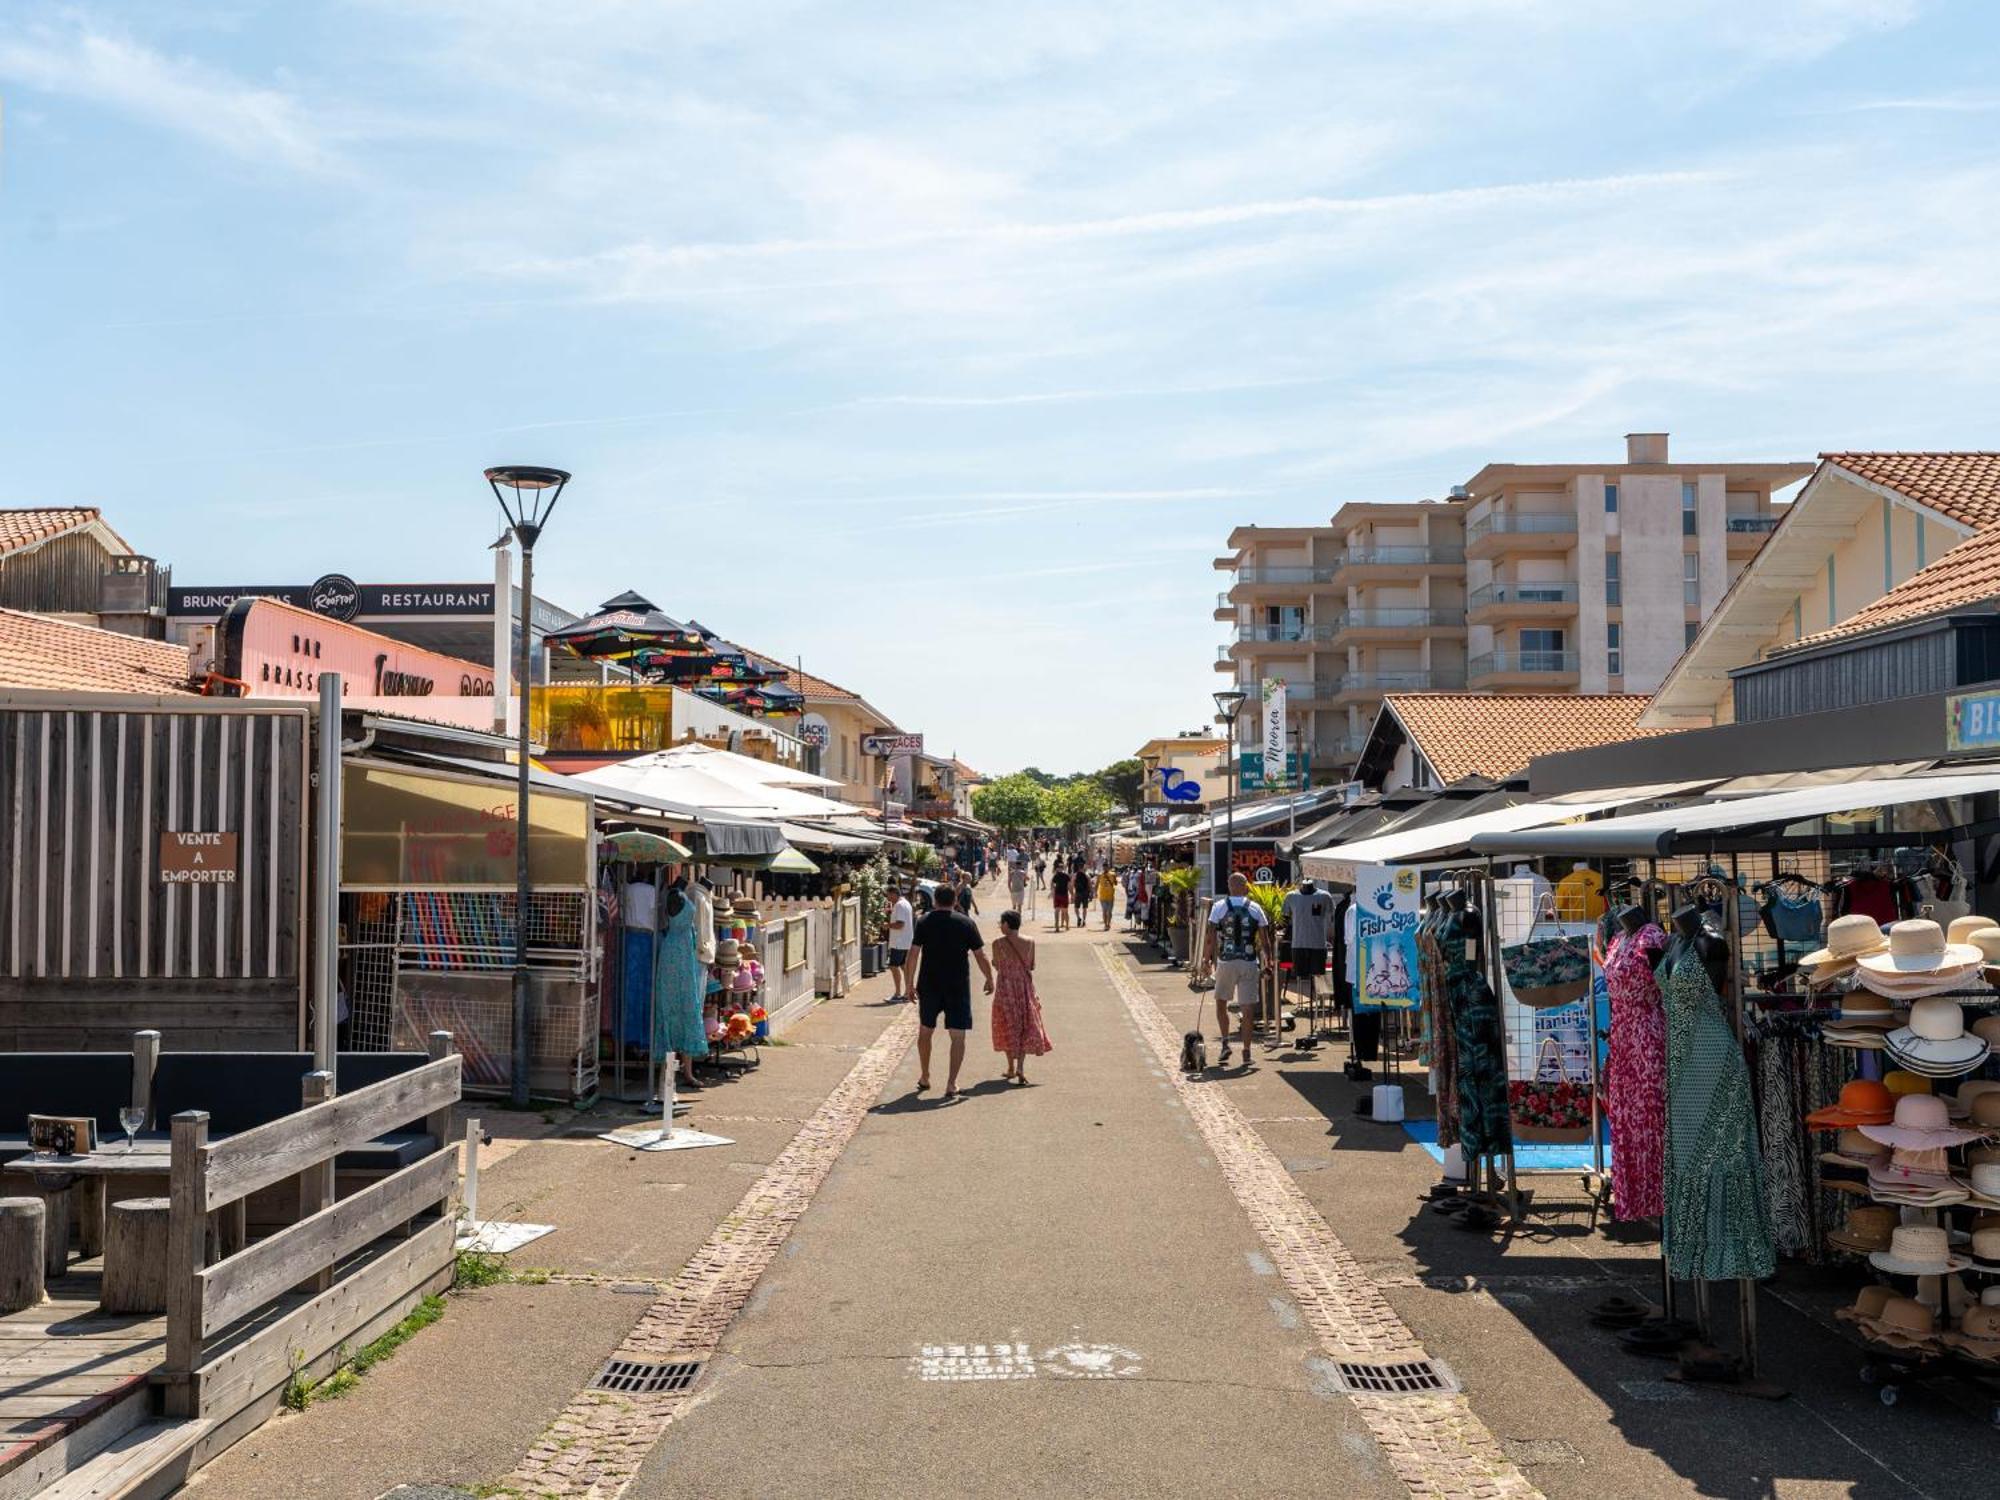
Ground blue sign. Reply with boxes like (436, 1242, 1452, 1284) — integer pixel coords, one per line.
(1947, 689, 2000, 753)
(1154, 767, 1202, 803)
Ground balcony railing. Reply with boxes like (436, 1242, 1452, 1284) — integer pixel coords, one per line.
(1229, 564, 1335, 584)
(1334, 608, 1465, 630)
(1329, 669, 1467, 695)
(1469, 650, 1581, 677)
(1233, 623, 1336, 644)
(1339, 546, 1465, 568)
(1725, 515, 1779, 534)
(1466, 512, 1578, 545)
(1468, 581, 1579, 610)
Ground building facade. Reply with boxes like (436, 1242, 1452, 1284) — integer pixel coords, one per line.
(1135, 733, 1230, 807)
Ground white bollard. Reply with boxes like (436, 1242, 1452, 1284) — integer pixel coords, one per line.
(462, 1116, 482, 1225)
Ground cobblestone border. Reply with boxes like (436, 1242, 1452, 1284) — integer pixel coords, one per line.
(1097, 948, 1540, 1500)
(497, 1007, 920, 1499)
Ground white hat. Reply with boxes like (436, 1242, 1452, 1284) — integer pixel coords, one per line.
(1884, 999, 1991, 1077)
(1868, 1223, 1968, 1276)
(1858, 920, 1983, 976)
(1800, 914, 1889, 972)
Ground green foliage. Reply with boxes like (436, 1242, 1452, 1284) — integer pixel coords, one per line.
(454, 1248, 510, 1290)
(281, 1294, 447, 1408)
(972, 773, 1047, 831)
(1245, 881, 1292, 926)
(854, 852, 891, 937)
(1094, 758, 1145, 815)
(1042, 778, 1114, 834)
(910, 844, 943, 874)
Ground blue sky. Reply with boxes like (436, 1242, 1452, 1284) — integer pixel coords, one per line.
(3, 2, 1998, 773)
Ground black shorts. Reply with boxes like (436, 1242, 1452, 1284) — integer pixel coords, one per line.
(1290, 947, 1327, 978)
(918, 990, 974, 1031)
(888, 948, 909, 968)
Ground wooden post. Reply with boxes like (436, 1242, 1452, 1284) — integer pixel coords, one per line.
(425, 1032, 456, 1149)
(297, 1071, 335, 1289)
(131, 1029, 162, 1129)
(164, 1110, 210, 1419)
(101, 1198, 172, 1314)
(0, 1197, 45, 1313)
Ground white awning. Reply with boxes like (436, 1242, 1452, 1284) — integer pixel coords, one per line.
(1302, 789, 1673, 884)
(1468, 770, 2000, 858)
(777, 821, 883, 853)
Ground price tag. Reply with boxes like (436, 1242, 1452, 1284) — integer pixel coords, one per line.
(1464, 940, 1478, 962)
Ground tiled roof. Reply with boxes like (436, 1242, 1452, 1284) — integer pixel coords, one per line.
(0, 608, 196, 695)
(732, 645, 860, 703)
(1782, 524, 2000, 653)
(1382, 694, 1661, 783)
(0, 508, 103, 558)
(1822, 452, 2000, 528)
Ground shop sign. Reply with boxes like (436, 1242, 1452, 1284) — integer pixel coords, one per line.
(1237, 751, 1304, 792)
(171, 582, 499, 619)
(222, 598, 495, 701)
(1138, 806, 1172, 833)
(1212, 839, 1286, 888)
(797, 712, 831, 749)
(159, 831, 239, 884)
(1353, 863, 1420, 1012)
(1946, 688, 2000, 754)
(1260, 678, 1287, 786)
(863, 732, 924, 757)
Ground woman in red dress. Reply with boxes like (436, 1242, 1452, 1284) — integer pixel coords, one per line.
(991, 911, 1053, 1084)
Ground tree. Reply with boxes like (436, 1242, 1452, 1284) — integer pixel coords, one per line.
(972, 773, 1046, 832)
(1094, 757, 1145, 815)
(1042, 778, 1113, 835)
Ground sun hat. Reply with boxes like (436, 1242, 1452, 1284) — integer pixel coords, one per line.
(1805, 1078, 1895, 1129)
(1883, 1070, 1934, 1097)
(1860, 1093, 1987, 1149)
(1859, 965, 1982, 1002)
(1835, 1283, 1897, 1325)
(1970, 1144, 2000, 1169)
(1969, 1225, 2000, 1271)
(1947, 916, 1999, 948)
(1856, 1294, 1940, 1350)
(1819, 1128, 1890, 1168)
(1955, 1079, 2000, 1116)
(1971, 926, 2000, 964)
(1869, 1224, 1969, 1276)
(1973, 1014, 2000, 1047)
(1834, 989, 1898, 1021)
(1939, 1303, 2000, 1361)
(1827, 1204, 1899, 1254)
(1870, 1152, 1971, 1206)
(1968, 1091, 2000, 1133)
(1801, 914, 1889, 972)
(1985, 1285, 2000, 1307)
(1883, 999, 1991, 1077)
(1859, 919, 1984, 976)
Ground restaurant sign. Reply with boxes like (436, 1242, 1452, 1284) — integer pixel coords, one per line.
(217, 597, 497, 727)
(862, 732, 924, 757)
(1946, 688, 2000, 754)
(159, 831, 239, 884)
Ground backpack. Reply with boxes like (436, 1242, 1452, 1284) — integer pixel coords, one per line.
(1215, 897, 1261, 963)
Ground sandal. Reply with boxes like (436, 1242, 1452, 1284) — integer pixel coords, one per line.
(916, 1079, 931, 1092)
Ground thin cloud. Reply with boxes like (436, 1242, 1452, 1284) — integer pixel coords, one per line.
(1832, 95, 2000, 113)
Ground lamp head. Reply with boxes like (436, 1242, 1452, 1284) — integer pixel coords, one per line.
(1212, 688, 1247, 722)
(485, 465, 571, 549)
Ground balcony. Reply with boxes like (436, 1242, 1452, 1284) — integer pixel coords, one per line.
(1726, 513, 1780, 553)
(1466, 581, 1579, 624)
(1214, 591, 1235, 621)
(1228, 564, 1335, 587)
(1465, 512, 1579, 560)
(1467, 649, 1581, 688)
(1327, 669, 1467, 706)
(1331, 607, 1467, 642)
(1232, 623, 1336, 645)
(1331, 545, 1464, 584)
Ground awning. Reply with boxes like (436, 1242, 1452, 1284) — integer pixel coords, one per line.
(1139, 787, 1344, 845)
(777, 821, 882, 853)
(1468, 770, 2000, 858)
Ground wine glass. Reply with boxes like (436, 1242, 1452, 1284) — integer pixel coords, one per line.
(119, 1105, 146, 1154)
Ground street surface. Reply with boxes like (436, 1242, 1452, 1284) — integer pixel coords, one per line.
(187, 875, 1998, 1500)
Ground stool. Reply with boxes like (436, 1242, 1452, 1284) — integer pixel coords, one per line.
(101, 1198, 172, 1315)
(0, 1197, 45, 1312)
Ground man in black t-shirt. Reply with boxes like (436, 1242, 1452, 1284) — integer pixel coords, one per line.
(905, 884, 993, 1099)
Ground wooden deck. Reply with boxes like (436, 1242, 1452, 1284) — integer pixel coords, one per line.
(0, 1262, 163, 1497)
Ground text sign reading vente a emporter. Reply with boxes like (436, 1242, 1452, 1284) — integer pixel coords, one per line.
(159, 831, 239, 884)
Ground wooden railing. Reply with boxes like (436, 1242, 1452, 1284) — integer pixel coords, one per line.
(160, 1033, 462, 1421)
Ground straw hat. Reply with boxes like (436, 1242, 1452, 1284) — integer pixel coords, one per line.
(1968, 1224, 2000, 1271)
(1800, 914, 1889, 973)
(1835, 1283, 1897, 1325)
(1973, 1014, 2000, 1047)
(1805, 1079, 1894, 1129)
(1860, 1094, 1987, 1149)
(1859, 964, 1982, 1002)
(1971, 926, 2000, 966)
(1940, 1302, 2000, 1361)
(1855, 1294, 1940, 1350)
(1859, 920, 1984, 975)
(1883, 1070, 1934, 1097)
(1869, 1224, 1968, 1276)
(1826, 1204, 1898, 1255)
(1869, 1145, 1972, 1206)
(1970, 1144, 2000, 1169)
(1947, 1078, 2000, 1121)
(1884, 999, 1992, 1077)
(1818, 1128, 1890, 1169)
(1947, 916, 1999, 948)
(1834, 990, 1898, 1022)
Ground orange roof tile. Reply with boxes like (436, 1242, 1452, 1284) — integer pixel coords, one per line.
(0, 508, 104, 558)
(1821, 452, 2000, 528)
(0, 608, 196, 695)
(1381, 694, 1661, 783)
(731, 645, 860, 703)
(1782, 524, 2000, 653)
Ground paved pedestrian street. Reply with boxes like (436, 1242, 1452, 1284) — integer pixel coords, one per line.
(184, 880, 1997, 1500)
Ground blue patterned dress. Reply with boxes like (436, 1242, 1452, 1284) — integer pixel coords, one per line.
(652, 897, 708, 1060)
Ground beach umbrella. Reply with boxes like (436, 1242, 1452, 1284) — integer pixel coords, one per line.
(604, 829, 693, 863)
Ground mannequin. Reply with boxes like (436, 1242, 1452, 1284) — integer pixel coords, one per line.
(1617, 904, 1648, 935)
(1668, 904, 1731, 993)
(1281, 878, 1334, 1022)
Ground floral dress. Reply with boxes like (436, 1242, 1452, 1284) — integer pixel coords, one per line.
(652, 895, 708, 1060)
(990, 935, 1052, 1058)
(1602, 923, 1667, 1221)
(1444, 908, 1511, 1159)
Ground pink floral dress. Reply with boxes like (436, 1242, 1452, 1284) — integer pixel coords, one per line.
(991, 936, 1053, 1058)
(1602, 923, 1668, 1221)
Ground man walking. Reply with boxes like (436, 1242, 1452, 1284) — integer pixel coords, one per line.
(886, 882, 916, 1001)
(905, 884, 992, 1099)
(1197, 872, 1269, 1068)
(1006, 854, 1028, 915)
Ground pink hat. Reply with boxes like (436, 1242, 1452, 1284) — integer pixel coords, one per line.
(1858, 1092, 1987, 1149)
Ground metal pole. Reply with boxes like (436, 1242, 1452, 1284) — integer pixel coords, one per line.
(1223, 711, 1237, 893)
(511, 544, 535, 1107)
(491, 540, 512, 736)
(315, 672, 342, 1085)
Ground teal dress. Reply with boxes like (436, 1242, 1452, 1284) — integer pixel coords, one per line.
(652, 897, 708, 1059)
(1445, 908, 1511, 1158)
(1661, 941, 1773, 1280)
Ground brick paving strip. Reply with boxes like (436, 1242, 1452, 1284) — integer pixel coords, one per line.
(1096, 948, 1542, 1500)
(497, 1006, 920, 1499)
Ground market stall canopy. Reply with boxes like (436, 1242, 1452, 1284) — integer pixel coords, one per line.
(649, 742, 845, 791)
(776, 821, 882, 853)
(603, 829, 693, 863)
(545, 590, 703, 659)
(767, 846, 821, 874)
(1468, 769, 2000, 858)
(572, 754, 863, 820)
(1139, 786, 1346, 846)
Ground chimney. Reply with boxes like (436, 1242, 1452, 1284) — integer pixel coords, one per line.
(1626, 432, 1669, 464)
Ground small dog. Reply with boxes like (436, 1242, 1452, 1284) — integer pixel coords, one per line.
(1180, 1029, 1207, 1073)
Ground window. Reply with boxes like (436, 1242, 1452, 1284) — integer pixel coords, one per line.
(1604, 482, 1619, 513)
(1682, 481, 1698, 536)
(1683, 552, 1701, 606)
(1686, 620, 1700, 649)
(1604, 551, 1621, 608)
(1607, 622, 1622, 677)
(1520, 627, 1566, 671)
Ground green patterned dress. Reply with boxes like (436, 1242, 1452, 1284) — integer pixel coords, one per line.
(1661, 941, 1774, 1281)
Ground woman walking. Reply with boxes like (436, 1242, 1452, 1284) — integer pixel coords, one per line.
(991, 911, 1052, 1083)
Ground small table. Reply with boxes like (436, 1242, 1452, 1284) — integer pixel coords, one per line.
(4, 1143, 244, 1274)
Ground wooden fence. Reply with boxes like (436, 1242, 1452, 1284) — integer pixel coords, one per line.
(159, 1033, 460, 1423)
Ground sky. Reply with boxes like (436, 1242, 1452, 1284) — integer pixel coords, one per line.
(3, 2, 1999, 774)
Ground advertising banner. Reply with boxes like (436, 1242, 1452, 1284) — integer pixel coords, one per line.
(1352, 863, 1421, 1011)
(1261, 677, 1287, 787)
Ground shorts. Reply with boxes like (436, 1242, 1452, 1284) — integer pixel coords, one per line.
(918, 990, 974, 1031)
(1053, 894, 1069, 909)
(1214, 958, 1261, 1013)
(888, 948, 909, 968)
(1290, 946, 1327, 978)
(1100, 898, 1114, 915)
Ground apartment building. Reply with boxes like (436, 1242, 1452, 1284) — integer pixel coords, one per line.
(1213, 433, 1811, 782)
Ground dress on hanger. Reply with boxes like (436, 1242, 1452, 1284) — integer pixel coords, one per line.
(1416, 904, 1459, 1148)
(1443, 906, 1510, 1158)
(990, 935, 1052, 1059)
(1661, 938, 1774, 1281)
(1602, 923, 1668, 1221)
(618, 881, 657, 1048)
(652, 895, 708, 1061)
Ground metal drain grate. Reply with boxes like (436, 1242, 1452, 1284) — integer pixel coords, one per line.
(589, 1358, 703, 1395)
(1326, 1358, 1459, 1397)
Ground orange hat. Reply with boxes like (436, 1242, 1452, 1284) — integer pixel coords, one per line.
(1805, 1078, 1895, 1129)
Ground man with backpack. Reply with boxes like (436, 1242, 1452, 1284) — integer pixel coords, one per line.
(1197, 872, 1270, 1068)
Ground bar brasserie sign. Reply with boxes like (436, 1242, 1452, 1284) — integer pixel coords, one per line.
(159, 831, 239, 884)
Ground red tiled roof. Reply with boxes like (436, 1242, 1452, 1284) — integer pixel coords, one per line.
(0, 508, 103, 558)
(0, 608, 196, 695)
(1821, 452, 2000, 529)
(731, 644, 861, 703)
(1782, 524, 2000, 653)
(1382, 694, 1661, 783)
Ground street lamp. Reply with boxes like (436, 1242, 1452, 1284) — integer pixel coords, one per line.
(487, 465, 571, 1107)
(1212, 688, 1247, 894)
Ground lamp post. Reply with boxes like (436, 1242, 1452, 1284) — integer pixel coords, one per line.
(486, 465, 571, 1107)
(1212, 688, 1247, 896)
